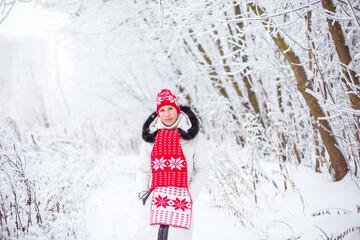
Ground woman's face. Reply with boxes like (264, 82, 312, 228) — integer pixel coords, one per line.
(158, 105, 179, 126)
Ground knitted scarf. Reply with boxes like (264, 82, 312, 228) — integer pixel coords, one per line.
(149, 129, 192, 229)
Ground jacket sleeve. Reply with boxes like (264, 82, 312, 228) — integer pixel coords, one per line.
(188, 133, 210, 202)
(136, 141, 152, 199)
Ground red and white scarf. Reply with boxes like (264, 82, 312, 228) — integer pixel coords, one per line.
(149, 129, 192, 229)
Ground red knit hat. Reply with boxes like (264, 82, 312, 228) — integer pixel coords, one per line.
(156, 89, 180, 115)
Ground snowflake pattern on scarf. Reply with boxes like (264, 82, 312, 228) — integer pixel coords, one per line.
(154, 196, 171, 209)
(150, 129, 192, 229)
(152, 157, 167, 171)
(169, 157, 186, 170)
(171, 198, 190, 211)
(150, 186, 192, 229)
(150, 129, 187, 189)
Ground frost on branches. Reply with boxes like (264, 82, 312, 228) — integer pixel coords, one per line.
(0, 121, 41, 239)
(0, 117, 140, 239)
(1, 0, 360, 238)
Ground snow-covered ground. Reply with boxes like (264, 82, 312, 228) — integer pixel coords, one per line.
(85, 155, 360, 240)
(84, 171, 257, 240)
(1, 2, 359, 240)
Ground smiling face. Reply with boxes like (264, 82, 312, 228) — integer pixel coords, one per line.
(158, 105, 179, 126)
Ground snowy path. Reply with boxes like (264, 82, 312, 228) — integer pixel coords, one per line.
(84, 172, 256, 240)
(84, 156, 360, 240)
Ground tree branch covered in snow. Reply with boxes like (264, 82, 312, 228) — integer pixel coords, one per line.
(1, 0, 359, 238)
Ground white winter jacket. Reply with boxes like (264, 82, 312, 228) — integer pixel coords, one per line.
(135, 106, 209, 240)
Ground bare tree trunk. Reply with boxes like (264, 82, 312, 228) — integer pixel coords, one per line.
(277, 79, 283, 113)
(184, 30, 230, 100)
(176, 84, 200, 118)
(231, 4, 265, 128)
(249, 3, 349, 181)
(321, 0, 360, 164)
(321, 0, 360, 104)
(212, 26, 247, 104)
(183, 31, 245, 144)
(306, 10, 324, 172)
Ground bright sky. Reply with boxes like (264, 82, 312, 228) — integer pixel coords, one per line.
(0, 2, 45, 37)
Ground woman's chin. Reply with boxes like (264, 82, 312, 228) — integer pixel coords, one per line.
(164, 120, 174, 126)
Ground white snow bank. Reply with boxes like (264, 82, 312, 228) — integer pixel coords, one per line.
(85, 157, 360, 239)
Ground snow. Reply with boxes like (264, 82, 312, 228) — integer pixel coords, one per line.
(0, 2, 47, 37)
(1, 1, 360, 239)
(84, 166, 257, 240)
(84, 156, 360, 240)
(85, 175, 137, 240)
(266, 169, 360, 240)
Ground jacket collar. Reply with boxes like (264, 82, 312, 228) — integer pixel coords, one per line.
(142, 105, 199, 143)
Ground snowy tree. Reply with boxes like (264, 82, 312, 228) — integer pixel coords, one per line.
(0, 0, 359, 238)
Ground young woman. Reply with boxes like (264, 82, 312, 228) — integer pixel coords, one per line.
(136, 89, 209, 240)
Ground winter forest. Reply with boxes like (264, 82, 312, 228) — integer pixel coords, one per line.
(0, 0, 360, 239)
